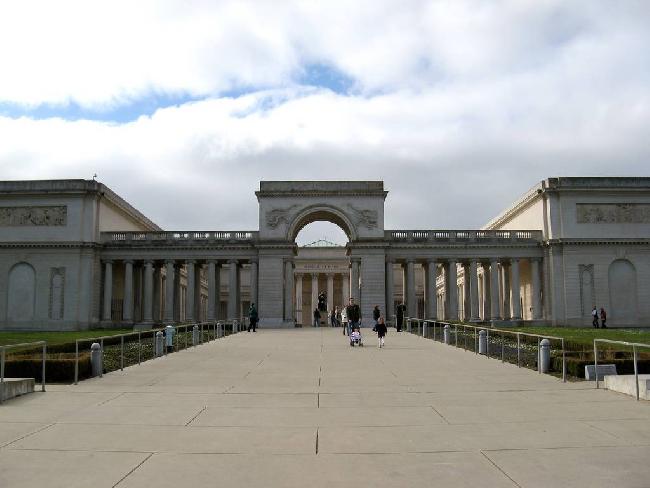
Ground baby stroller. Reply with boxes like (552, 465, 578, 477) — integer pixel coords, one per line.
(349, 328, 363, 347)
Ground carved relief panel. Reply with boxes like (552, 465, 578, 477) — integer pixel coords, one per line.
(577, 204, 650, 223)
(0, 206, 67, 226)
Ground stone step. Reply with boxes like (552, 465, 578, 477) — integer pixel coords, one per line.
(1, 378, 35, 402)
(604, 374, 650, 400)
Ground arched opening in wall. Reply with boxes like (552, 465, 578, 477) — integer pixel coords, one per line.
(8, 262, 36, 322)
(608, 259, 638, 326)
(294, 220, 350, 327)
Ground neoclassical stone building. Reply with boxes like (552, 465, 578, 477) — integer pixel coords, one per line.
(0, 177, 648, 330)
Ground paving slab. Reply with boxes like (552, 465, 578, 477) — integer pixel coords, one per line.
(1, 328, 650, 487)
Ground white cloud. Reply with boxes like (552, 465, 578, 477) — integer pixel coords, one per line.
(0, 1, 649, 238)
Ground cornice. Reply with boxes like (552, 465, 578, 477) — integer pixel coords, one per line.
(545, 238, 650, 246)
(0, 241, 100, 249)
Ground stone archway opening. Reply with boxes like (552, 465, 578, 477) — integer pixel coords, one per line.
(292, 218, 351, 327)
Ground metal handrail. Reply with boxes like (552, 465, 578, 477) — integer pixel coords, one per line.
(1, 341, 47, 404)
(74, 320, 244, 384)
(405, 317, 567, 382)
(594, 339, 650, 400)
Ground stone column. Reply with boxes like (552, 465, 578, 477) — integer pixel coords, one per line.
(502, 261, 511, 320)
(207, 260, 217, 321)
(164, 260, 175, 323)
(447, 260, 458, 321)
(295, 273, 303, 325)
(143, 260, 154, 324)
(227, 259, 239, 320)
(490, 259, 501, 321)
(186, 260, 196, 322)
(425, 259, 437, 320)
(469, 259, 480, 321)
(102, 260, 113, 321)
(326, 273, 334, 313)
(153, 264, 161, 322)
(284, 260, 294, 321)
(482, 262, 491, 320)
(194, 263, 202, 320)
(385, 260, 395, 321)
(350, 259, 360, 302)
(405, 259, 416, 318)
(123, 260, 134, 322)
(173, 264, 181, 322)
(249, 259, 258, 308)
(511, 258, 522, 320)
(531, 258, 542, 320)
(462, 262, 471, 321)
(311, 273, 319, 323)
(342, 273, 350, 304)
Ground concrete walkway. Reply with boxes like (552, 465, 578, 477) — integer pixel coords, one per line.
(1, 329, 650, 487)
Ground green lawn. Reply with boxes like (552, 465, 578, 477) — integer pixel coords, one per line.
(0, 329, 133, 347)
(509, 326, 650, 347)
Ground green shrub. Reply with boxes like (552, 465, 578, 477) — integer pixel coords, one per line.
(3, 353, 91, 383)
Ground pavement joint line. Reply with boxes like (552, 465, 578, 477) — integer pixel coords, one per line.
(112, 452, 154, 488)
(0, 422, 56, 448)
(185, 406, 208, 426)
(429, 405, 451, 424)
(315, 428, 319, 454)
(95, 392, 125, 406)
(480, 450, 522, 488)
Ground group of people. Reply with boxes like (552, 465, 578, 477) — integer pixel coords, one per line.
(592, 306, 607, 328)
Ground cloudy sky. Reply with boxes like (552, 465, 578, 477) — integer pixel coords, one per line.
(1, 1, 648, 244)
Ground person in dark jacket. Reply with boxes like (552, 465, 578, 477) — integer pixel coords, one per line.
(396, 303, 405, 332)
(372, 305, 381, 327)
(313, 308, 321, 327)
(248, 303, 258, 332)
(345, 297, 361, 332)
(600, 307, 607, 328)
(375, 315, 388, 348)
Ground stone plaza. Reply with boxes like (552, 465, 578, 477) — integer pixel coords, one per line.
(1, 177, 649, 330)
(1, 329, 650, 487)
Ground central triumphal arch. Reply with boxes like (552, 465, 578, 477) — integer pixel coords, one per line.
(256, 181, 388, 326)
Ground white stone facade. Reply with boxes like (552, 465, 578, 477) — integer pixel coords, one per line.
(1, 177, 649, 330)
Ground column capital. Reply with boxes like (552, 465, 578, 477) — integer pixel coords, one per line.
(249, 257, 259, 264)
(405, 257, 415, 264)
(311, 272, 319, 280)
(123, 259, 134, 265)
(207, 259, 218, 265)
(426, 258, 437, 265)
(186, 259, 197, 265)
(228, 258, 239, 265)
(103, 259, 113, 264)
(165, 259, 175, 265)
(530, 256, 542, 262)
(143, 259, 154, 266)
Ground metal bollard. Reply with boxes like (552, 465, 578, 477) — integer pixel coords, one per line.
(192, 325, 199, 346)
(443, 324, 450, 344)
(478, 330, 487, 355)
(90, 343, 102, 377)
(155, 331, 164, 357)
(539, 338, 551, 373)
(423, 321, 427, 338)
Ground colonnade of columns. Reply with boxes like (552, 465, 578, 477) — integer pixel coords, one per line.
(387, 257, 543, 322)
(101, 258, 257, 324)
(293, 270, 352, 324)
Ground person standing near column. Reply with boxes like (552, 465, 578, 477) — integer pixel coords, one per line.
(600, 307, 607, 328)
(248, 303, 258, 332)
(372, 305, 381, 330)
(396, 302, 405, 332)
(591, 306, 599, 328)
(341, 305, 348, 335)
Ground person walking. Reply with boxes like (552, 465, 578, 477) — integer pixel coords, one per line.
(248, 303, 258, 332)
(375, 315, 388, 348)
(591, 306, 599, 328)
(345, 297, 361, 333)
(396, 302, 405, 332)
(372, 305, 381, 328)
(336, 306, 342, 328)
(341, 306, 348, 335)
(330, 308, 338, 328)
(600, 307, 607, 328)
(313, 308, 321, 328)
